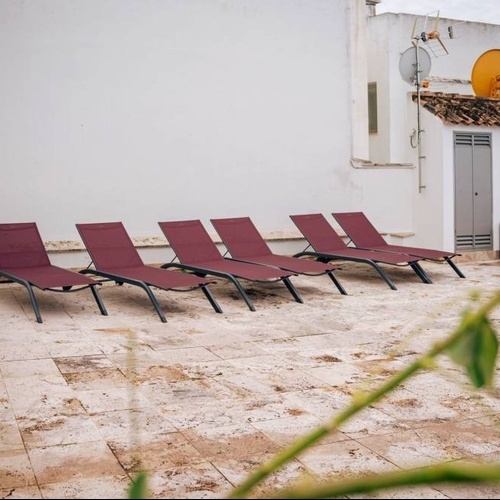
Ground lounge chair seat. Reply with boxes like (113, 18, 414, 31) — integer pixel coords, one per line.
(290, 213, 432, 290)
(76, 222, 222, 323)
(0, 222, 107, 323)
(158, 219, 303, 311)
(210, 216, 347, 295)
(332, 211, 465, 279)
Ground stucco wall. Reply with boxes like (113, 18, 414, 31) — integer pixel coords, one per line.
(1, 0, 359, 266)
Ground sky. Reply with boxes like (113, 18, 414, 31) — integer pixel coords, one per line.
(375, 0, 500, 25)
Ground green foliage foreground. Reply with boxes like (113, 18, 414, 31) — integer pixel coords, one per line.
(129, 290, 500, 499)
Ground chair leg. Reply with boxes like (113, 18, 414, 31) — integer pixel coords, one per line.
(201, 285, 223, 313)
(363, 262, 398, 290)
(283, 277, 303, 304)
(26, 284, 43, 323)
(134, 283, 168, 322)
(227, 276, 256, 311)
(410, 262, 433, 284)
(9, 277, 43, 323)
(326, 271, 348, 295)
(445, 257, 466, 278)
(90, 285, 108, 316)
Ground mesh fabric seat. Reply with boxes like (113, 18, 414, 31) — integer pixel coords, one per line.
(210, 216, 347, 295)
(290, 213, 432, 290)
(76, 222, 222, 323)
(0, 222, 107, 323)
(158, 219, 303, 311)
(332, 211, 465, 279)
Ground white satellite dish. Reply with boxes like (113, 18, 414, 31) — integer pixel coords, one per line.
(399, 46, 432, 86)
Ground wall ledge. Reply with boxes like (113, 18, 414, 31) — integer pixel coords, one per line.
(350, 157, 415, 169)
(44, 229, 407, 254)
(45, 231, 306, 254)
(389, 231, 415, 239)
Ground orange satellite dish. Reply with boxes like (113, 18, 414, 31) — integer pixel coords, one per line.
(471, 49, 500, 98)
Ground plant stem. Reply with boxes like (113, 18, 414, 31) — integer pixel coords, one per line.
(267, 462, 500, 499)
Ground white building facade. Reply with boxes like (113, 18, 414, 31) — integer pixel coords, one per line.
(367, 12, 500, 258)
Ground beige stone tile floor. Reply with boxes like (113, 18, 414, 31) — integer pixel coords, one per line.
(0, 257, 500, 499)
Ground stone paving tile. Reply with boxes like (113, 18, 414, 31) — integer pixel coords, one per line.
(28, 441, 125, 484)
(0, 337, 50, 362)
(296, 439, 400, 476)
(54, 354, 118, 374)
(370, 386, 461, 426)
(0, 485, 43, 499)
(144, 462, 234, 499)
(157, 396, 248, 431)
(0, 259, 499, 498)
(76, 387, 153, 414)
(0, 420, 25, 451)
(0, 448, 38, 489)
(19, 413, 104, 449)
(39, 475, 130, 499)
(214, 454, 309, 498)
(400, 370, 500, 417)
(249, 412, 348, 446)
(44, 340, 106, 358)
(61, 368, 130, 391)
(348, 484, 451, 498)
(3, 375, 83, 419)
(0, 358, 61, 378)
(111, 431, 205, 472)
(182, 422, 281, 460)
(89, 407, 178, 446)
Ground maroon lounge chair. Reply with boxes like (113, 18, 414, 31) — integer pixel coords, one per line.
(210, 216, 347, 295)
(0, 222, 107, 323)
(76, 222, 222, 323)
(158, 219, 303, 311)
(290, 213, 432, 290)
(332, 211, 465, 279)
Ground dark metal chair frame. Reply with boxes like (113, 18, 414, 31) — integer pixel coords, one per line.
(210, 216, 347, 296)
(158, 219, 303, 311)
(332, 211, 465, 279)
(0, 222, 107, 323)
(76, 221, 222, 323)
(290, 213, 433, 290)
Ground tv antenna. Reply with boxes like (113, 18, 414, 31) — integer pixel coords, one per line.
(400, 10, 449, 193)
(411, 10, 449, 57)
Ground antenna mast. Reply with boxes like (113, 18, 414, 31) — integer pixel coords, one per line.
(409, 11, 448, 193)
(412, 31, 425, 193)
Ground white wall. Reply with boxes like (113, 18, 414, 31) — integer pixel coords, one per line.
(1, 0, 360, 264)
(411, 103, 446, 249)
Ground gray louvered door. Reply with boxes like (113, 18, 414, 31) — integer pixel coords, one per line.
(454, 132, 492, 251)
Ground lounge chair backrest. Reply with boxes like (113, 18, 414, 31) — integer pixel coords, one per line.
(0, 222, 51, 268)
(76, 222, 144, 270)
(158, 220, 224, 264)
(210, 217, 272, 258)
(290, 214, 347, 252)
(332, 212, 387, 247)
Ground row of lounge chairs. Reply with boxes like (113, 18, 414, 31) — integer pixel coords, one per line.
(0, 213, 465, 323)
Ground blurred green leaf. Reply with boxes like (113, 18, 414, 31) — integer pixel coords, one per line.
(128, 471, 148, 499)
(447, 315, 498, 388)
